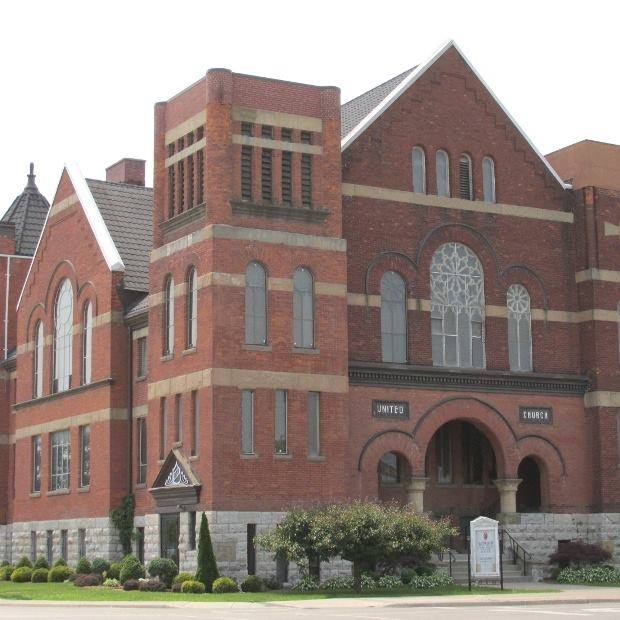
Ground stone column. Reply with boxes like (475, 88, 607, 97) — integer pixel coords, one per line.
(493, 478, 522, 514)
(406, 477, 429, 512)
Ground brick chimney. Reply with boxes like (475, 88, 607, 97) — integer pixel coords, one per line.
(105, 158, 146, 186)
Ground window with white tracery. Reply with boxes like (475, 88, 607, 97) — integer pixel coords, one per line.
(507, 284, 532, 371)
(53, 279, 73, 392)
(431, 242, 485, 369)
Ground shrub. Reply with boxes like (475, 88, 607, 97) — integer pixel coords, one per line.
(549, 541, 612, 569)
(400, 567, 416, 585)
(263, 575, 282, 590)
(557, 565, 620, 584)
(376, 574, 403, 589)
(409, 572, 454, 589)
(292, 575, 319, 592)
(147, 557, 178, 587)
(122, 579, 140, 591)
(11, 567, 33, 582)
(0, 565, 14, 581)
(103, 578, 121, 588)
(138, 578, 167, 592)
(360, 573, 376, 590)
(196, 513, 219, 592)
(31, 568, 49, 583)
(91, 558, 110, 575)
(75, 557, 92, 575)
(212, 576, 239, 593)
(240, 574, 264, 592)
(107, 562, 122, 580)
(74, 573, 103, 587)
(53, 558, 67, 567)
(321, 576, 354, 591)
(33, 556, 49, 570)
(48, 565, 73, 582)
(0, 560, 9, 566)
(181, 579, 206, 594)
(172, 572, 195, 592)
(15, 556, 32, 569)
(119, 555, 145, 584)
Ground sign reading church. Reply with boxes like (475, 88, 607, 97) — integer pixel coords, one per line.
(372, 400, 410, 420)
(519, 406, 553, 424)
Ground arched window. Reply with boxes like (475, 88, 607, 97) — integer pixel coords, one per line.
(431, 243, 485, 369)
(82, 302, 92, 385)
(380, 271, 407, 363)
(412, 146, 426, 194)
(53, 279, 73, 392)
(33, 321, 43, 398)
(164, 276, 175, 355)
(436, 150, 450, 197)
(293, 267, 314, 348)
(186, 267, 198, 349)
(507, 284, 532, 371)
(459, 154, 473, 200)
(482, 156, 496, 203)
(245, 262, 267, 345)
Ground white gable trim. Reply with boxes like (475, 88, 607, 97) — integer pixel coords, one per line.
(17, 163, 125, 309)
(341, 40, 570, 190)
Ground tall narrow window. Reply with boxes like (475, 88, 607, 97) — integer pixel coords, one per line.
(60, 530, 68, 561)
(482, 156, 496, 203)
(196, 148, 204, 204)
(187, 148, 195, 208)
(293, 267, 314, 348)
(245, 262, 267, 345)
(462, 423, 484, 484)
(436, 426, 453, 484)
(507, 284, 532, 371)
(308, 392, 320, 457)
(241, 146, 253, 200)
(275, 390, 287, 454)
(32, 435, 41, 493)
(137, 336, 147, 378)
(82, 302, 92, 385)
(167, 156, 176, 218)
(159, 398, 167, 460)
(53, 279, 73, 393)
(30, 532, 37, 563)
(241, 390, 254, 455)
(412, 146, 426, 194)
(164, 277, 175, 355)
(79, 425, 91, 488)
(261, 149, 273, 202)
(431, 243, 485, 369)
(459, 154, 473, 200)
(188, 512, 197, 550)
(77, 529, 86, 559)
(190, 390, 198, 457)
(186, 267, 198, 349)
(46, 531, 53, 566)
(33, 321, 43, 398)
(177, 160, 185, 212)
(247, 523, 257, 575)
(50, 430, 70, 491)
(137, 417, 147, 484)
(380, 271, 407, 363)
(436, 150, 450, 197)
(174, 393, 182, 444)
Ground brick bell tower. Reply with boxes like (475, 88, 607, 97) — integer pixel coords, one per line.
(142, 67, 349, 569)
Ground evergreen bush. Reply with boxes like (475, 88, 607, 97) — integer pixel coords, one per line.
(195, 512, 219, 592)
(91, 558, 110, 575)
(74, 573, 103, 587)
(211, 576, 239, 593)
(31, 568, 49, 583)
(181, 579, 206, 594)
(119, 555, 145, 584)
(33, 556, 49, 570)
(107, 562, 122, 580)
(75, 557, 92, 575)
(48, 565, 73, 582)
(15, 556, 32, 569)
(240, 574, 264, 592)
(147, 557, 178, 587)
(11, 567, 33, 582)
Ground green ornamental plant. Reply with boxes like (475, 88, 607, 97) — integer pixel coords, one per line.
(33, 556, 49, 570)
(53, 558, 67, 567)
(75, 557, 92, 575)
(47, 565, 73, 582)
(147, 557, 178, 587)
(0, 565, 14, 581)
(172, 571, 195, 592)
(15, 556, 33, 569)
(211, 576, 239, 593)
(240, 574, 264, 592)
(107, 562, 122, 580)
(31, 568, 49, 583)
(91, 558, 110, 575)
(119, 555, 145, 584)
(181, 579, 206, 594)
(195, 512, 219, 592)
(11, 566, 33, 582)
(110, 495, 135, 555)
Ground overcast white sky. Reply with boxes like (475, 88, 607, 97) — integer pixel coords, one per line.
(1, 0, 618, 213)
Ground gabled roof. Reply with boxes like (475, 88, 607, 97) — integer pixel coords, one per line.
(340, 40, 569, 190)
(1, 164, 50, 255)
(87, 179, 153, 292)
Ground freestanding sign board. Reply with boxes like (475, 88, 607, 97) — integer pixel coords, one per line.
(469, 516, 501, 580)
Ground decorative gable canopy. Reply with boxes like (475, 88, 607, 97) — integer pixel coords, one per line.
(150, 448, 201, 507)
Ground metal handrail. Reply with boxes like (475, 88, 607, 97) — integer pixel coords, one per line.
(436, 547, 456, 576)
(501, 528, 532, 576)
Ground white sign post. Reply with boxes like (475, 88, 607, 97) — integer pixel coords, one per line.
(468, 516, 503, 589)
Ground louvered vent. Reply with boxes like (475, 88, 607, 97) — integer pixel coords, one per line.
(459, 155, 472, 200)
(241, 146, 252, 200)
(261, 149, 273, 202)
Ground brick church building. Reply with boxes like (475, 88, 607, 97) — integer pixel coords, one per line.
(1, 41, 619, 579)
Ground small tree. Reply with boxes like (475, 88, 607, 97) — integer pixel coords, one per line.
(195, 512, 219, 592)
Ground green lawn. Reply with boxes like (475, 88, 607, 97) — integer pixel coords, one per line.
(0, 582, 544, 603)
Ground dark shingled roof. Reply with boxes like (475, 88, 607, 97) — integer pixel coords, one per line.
(124, 294, 149, 319)
(340, 67, 417, 139)
(86, 179, 153, 292)
(1, 164, 50, 256)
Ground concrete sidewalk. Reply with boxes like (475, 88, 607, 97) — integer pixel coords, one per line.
(0, 584, 619, 610)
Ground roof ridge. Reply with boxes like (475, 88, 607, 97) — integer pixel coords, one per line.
(86, 178, 153, 191)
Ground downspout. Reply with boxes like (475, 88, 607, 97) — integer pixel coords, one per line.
(4, 256, 11, 360)
(128, 326, 134, 495)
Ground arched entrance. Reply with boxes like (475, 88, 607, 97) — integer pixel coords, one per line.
(516, 457, 541, 512)
(424, 420, 500, 542)
(377, 451, 411, 504)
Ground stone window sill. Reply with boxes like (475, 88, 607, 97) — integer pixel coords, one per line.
(243, 344, 272, 352)
(158, 459, 165, 465)
(135, 483, 147, 490)
(274, 453, 293, 460)
(307, 455, 326, 462)
(161, 353, 174, 362)
(231, 199, 329, 223)
(182, 347, 197, 357)
(172, 441, 183, 448)
(189, 455, 199, 461)
(47, 489, 70, 497)
(29, 492, 41, 498)
(13, 378, 114, 411)
(241, 453, 259, 459)
(135, 375, 147, 383)
(292, 347, 319, 355)
(78, 486, 90, 493)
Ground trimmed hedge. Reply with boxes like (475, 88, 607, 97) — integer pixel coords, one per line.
(15, 556, 32, 569)
(107, 562, 122, 580)
(75, 557, 92, 575)
(557, 566, 620, 584)
(147, 557, 178, 587)
(172, 572, 195, 592)
(31, 568, 49, 583)
(53, 558, 67, 567)
(409, 572, 454, 589)
(11, 567, 33, 583)
(33, 556, 49, 570)
(119, 555, 145, 584)
(0, 565, 14, 581)
(48, 565, 74, 583)
(212, 576, 239, 593)
(92, 558, 110, 575)
(181, 579, 206, 594)
(240, 575, 264, 592)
